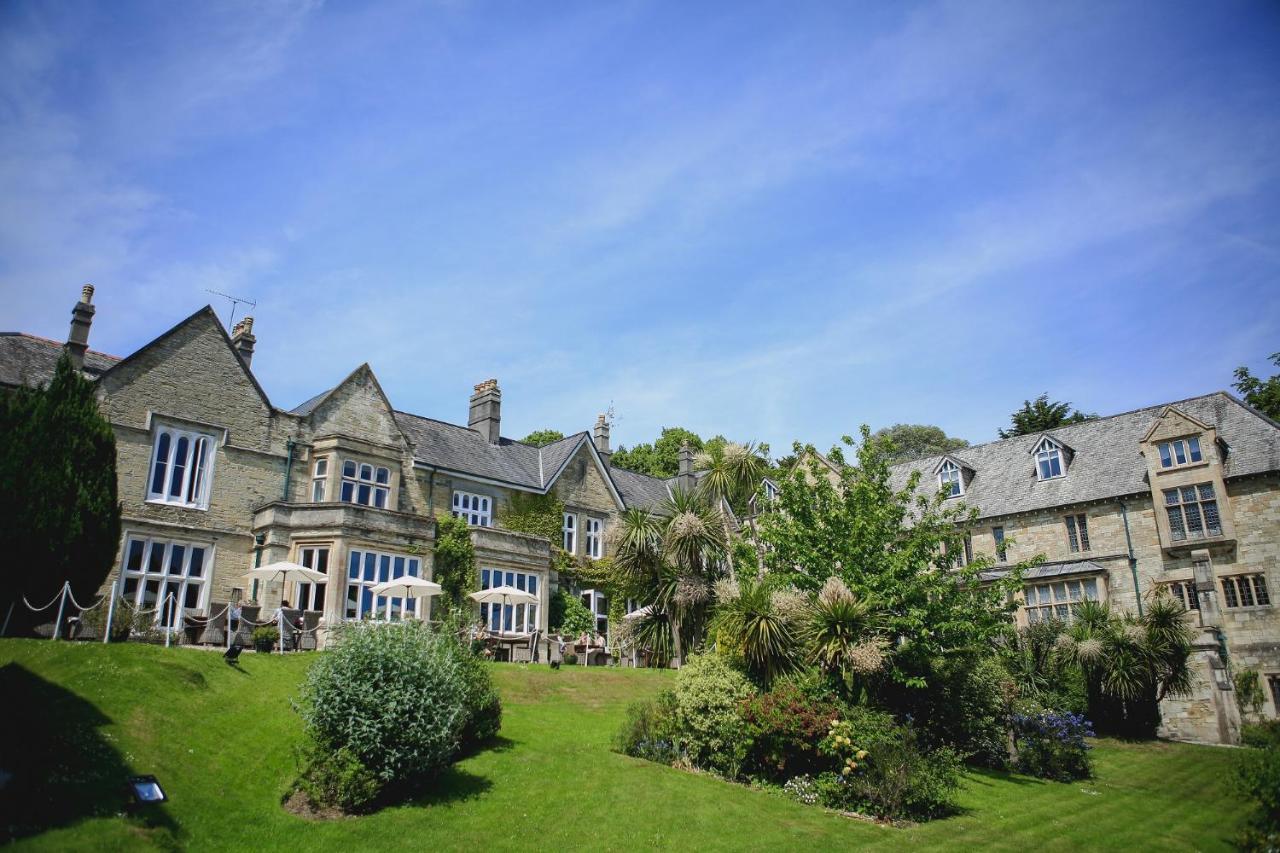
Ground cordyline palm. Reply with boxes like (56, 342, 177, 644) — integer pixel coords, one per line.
(695, 441, 769, 580)
(611, 490, 726, 667)
(710, 576, 797, 685)
(802, 577, 886, 694)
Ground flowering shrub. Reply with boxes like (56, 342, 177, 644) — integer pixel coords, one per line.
(740, 683, 846, 780)
(819, 719, 869, 779)
(670, 654, 757, 776)
(783, 774, 820, 805)
(1012, 709, 1094, 781)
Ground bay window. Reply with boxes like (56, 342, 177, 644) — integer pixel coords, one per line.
(1024, 577, 1100, 624)
(345, 549, 422, 620)
(1164, 483, 1222, 542)
(479, 568, 540, 633)
(147, 426, 215, 508)
(341, 461, 390, 508)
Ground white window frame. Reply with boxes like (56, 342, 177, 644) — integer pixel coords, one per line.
(585, 517, 603, 559)
(1034, 437, 1065, 481)
(562, 512, 576, 552)
(1221, 574, 1271, 609)
(294, 545, 330, 611)
(311, 456, 328, 502)
(1157, 437, 1203, 469)
(1065, 513, 1090, 553)
(345, 549, 423, 620)
(119, 534, 213, 626)
(1024, 576, 1100, 624)
(452, 490, 492, 526)
(581, 588, 608, 634)
(479, 567, 540, 633)
(340, 460, 390, 509)
(938, 460, 963, 498)
(147, 426, 216, 509)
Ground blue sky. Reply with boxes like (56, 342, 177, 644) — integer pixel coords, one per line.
(2, 1, 1278, 455)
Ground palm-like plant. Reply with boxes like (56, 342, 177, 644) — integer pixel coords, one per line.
(610, 489, 727, 667)
(695, 441, 769, 580)
(802, 577, 884, 690)
(711, 577, 797, 685)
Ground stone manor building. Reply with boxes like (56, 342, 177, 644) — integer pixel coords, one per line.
(3, 288, 1278, 744)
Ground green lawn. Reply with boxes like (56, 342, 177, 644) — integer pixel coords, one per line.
(0, 639, 1248, 851)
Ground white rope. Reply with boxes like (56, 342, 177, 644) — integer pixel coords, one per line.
(22, 589, 66, 612)
(64, 587, 107, 612)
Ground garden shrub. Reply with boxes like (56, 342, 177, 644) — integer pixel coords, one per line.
(1011, 708, 1094, 781)
(79, 597, 138, 641)
(614, 691, 679, 764)
(888, 653, 1013, 768)
(814, 710, 961, 821)
(551, 589, 595, 636)
(252, 625, 279, 651)
(1235, 735, 1280, 851)
(741, 681, 846, 780)
(1241, 719, 1280, 749)
(293, 742, 381, 814)
(456, 648, 502, 750)
(670, 654, 756, 776)
(297, 622, 472, 787)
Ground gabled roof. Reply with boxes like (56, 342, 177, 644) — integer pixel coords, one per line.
(98, 306, 274, 410)
(1029, 433, 1072, 454)
(890, 392, 1280, 520)
(0, 332, 120, 388)
(932, 453, 973, 474)
(300, 363, 414, 449)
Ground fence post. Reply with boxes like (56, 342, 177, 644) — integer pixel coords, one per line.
(103, 570, 122, 644)
(1, 600, 13, 637)
(165, 593, 174, 648)
(53, 582, 69, 641)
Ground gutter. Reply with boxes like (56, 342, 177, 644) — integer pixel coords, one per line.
(1119, 500, 1143, 616)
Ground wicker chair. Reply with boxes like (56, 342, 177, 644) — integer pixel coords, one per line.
(298, 611, 322, 651)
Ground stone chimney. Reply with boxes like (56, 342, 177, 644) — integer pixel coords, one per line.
(230, 317, 256, 369)
(593, 413, 611, 463)
(65, 284, 96, 371)
(469, 379, 502, 444)
(677, 442, 696, 492)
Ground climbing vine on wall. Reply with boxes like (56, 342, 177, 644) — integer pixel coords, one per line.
(500, 492, 564, 542)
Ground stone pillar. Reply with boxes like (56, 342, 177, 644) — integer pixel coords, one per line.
(230, 317, 256, 369)
(469, 379, 502, 444)
(65, 284, 96, 371)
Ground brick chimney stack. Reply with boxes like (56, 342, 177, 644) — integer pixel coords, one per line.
(593, 413, 611, 463)
(230, 317, 256, 369)
(65, 284, 96, 371)
(469, 379, 502, 444)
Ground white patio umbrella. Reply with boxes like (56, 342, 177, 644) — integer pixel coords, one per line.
(369, 576, 443, 620)
(623, 605, 653, 620)
(243, 562, 327, 654)
(468, 585, 538, 635)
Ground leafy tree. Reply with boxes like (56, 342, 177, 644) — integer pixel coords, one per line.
(432, 513, 476, 609)
(549, 589, 595, 635)
(520, 429, 565, 447)
(872, 424, 969, 464)
(610, 426, 704, 477)
(0, 353, 120, 633)
(998, 394, 1097, 438)
(758, 427, 1028, 691)
(1233, 352, 1280, 420)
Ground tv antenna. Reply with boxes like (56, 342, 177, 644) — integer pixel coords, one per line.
(205, 289, 257, 329)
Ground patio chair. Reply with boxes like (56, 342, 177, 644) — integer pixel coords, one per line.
(197, 602, 229, 646)
(298, 611, 322, 651)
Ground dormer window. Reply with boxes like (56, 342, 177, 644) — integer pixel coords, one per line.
(939, 460, 963, 498)
(1157, 437, 1202, 469)
(1034, 438, 1064, 480)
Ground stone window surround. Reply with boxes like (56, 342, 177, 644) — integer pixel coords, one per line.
(1140, 423, 1237, 552)
(452, 489, 493, 526)
(307, 436, 402, 511)
(1020, 572, 1106, 626)
(585, 516, 603, 559)
(562, 511, 576, 553)
(1219, 572, 1272, 611)
(119, 531, 216, 622)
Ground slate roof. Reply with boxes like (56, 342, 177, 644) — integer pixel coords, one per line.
(0, 332, 120, 388)
(890, 392, 1280, 520)
(980, 560, 1110, 582)
(390, 411, 672, 509)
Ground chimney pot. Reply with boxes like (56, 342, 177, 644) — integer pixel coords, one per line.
(468, 379, 502, 444)
(81, 284, 95, 304)
(231, 315, 257, 369)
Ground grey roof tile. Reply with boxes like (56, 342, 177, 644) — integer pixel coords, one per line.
(611, 466, 673, 509)
(891, 392, 1280, 520)
(0, 333, 120, 388)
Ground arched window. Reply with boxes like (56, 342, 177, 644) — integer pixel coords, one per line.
(147, 427, 215, 508)
(1035, 438, 1064, 480)
(939, 460, 963, 498)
